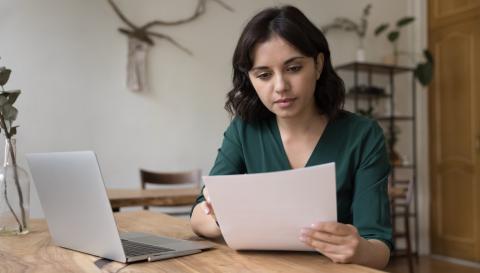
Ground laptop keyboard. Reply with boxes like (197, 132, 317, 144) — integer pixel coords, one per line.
(121, 239, 174, 257)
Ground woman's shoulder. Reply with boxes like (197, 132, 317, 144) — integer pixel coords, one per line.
(333, 110, 379, 132)
(225, 116, 272, 138)
(228, 116, 271, 130)
(329, 111, 386, 155)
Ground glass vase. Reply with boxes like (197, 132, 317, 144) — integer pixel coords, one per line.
(0, 138, 29, 235)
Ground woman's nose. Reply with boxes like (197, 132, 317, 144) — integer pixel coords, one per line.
(274, 74, 289, 93)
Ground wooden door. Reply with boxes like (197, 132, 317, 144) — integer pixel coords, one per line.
(429, 0, 480, 261)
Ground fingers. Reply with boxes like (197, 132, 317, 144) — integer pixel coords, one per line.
(200, 190, 218, 224)
(202, 187, 211, 202)
(310, 222, 356, 236)
(300, 228, 347, 245)
(299, 235, 358, 264)
(201, 200, 215, 216)
(299, 222, 358, 246)
(202, 187, 215, 214)
(299, 222, 361, 264)
(299, 236, 344, 254)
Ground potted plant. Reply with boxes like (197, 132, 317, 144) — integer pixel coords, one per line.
(322, 4, 372, 62)
(374, 17, 434, 87)
(0, 60, 29, 235)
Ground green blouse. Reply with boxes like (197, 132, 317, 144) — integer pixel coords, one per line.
(194, 111, 393, 250)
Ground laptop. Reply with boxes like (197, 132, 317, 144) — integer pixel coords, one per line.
(26, 151, 214, 263)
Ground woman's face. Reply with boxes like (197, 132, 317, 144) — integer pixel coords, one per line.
(248, 35, 323, 120)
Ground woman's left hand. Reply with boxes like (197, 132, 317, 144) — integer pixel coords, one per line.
(299, 222, 365, 264)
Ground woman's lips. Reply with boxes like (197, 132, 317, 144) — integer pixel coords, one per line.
(274, 98, 296, 108)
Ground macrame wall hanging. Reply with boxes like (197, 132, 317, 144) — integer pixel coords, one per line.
(107, 0, 233, 92)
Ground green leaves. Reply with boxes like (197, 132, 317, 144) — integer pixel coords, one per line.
(387, 31, 400, 42)
(0, 92, 21, 137)
(0, 61, 21, 137)
(0, 91, 20, 123)
(4, 89, 21, 105)
(415, 63, 433, 86)
(0, 95, 7, 106)
(397, 16, 415, 27)
(424, 49, 434, 64)
(0, 67, 12, 87)
(362, 4, 372, 17)
(10, 126, 19, 136)
(374, 23, 389, 36)
(2, 104, 18, 122)
(375, 16, 415, 43)
(414, 49, 434, 87)
(373, 18, 435, 87)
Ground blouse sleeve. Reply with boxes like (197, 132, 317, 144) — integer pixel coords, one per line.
(191, 118, 246, 213)
(352, 121, 393, 250)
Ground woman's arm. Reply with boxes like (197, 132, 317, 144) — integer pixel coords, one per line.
(190, 201, 222, 238)
(358, 239, 390, 269)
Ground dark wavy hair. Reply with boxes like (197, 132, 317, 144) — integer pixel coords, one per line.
(225, 5, 345, 123)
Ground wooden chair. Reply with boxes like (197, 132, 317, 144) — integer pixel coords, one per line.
(389, 179, 415, 273)
(140, 169, 201, 214)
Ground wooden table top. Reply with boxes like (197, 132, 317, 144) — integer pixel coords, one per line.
(0, 211, 384, 273)
(107, 187, 199, 209)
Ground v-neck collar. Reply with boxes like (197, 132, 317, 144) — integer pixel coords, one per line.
(271, 117, 331, 170)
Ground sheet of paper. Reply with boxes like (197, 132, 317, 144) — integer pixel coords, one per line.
(203, 162, 337, 251)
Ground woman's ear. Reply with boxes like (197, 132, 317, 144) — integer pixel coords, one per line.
(315, 53, 324, 80)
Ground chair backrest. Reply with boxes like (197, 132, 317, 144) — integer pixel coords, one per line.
(388, 179, 414, 206)
(140, 169, 202, 189)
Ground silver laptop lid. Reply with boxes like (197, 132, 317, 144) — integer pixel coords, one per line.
(26, 151, 126, 262)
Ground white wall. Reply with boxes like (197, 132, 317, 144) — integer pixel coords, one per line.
(1, 0, 427, 251)
(410, 0, 430, 255)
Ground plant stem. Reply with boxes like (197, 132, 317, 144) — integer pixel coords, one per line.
(7, 137, 27, 231)
(0, 113, 26, 232)
(393, 42, 399, 65)
(3, 172, 22, 231)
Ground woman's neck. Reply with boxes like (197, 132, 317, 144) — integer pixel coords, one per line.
(276, 110, 327, 137)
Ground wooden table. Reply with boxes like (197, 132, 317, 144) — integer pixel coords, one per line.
(107, 188, 199, 211)
(0, 211, 384, 273)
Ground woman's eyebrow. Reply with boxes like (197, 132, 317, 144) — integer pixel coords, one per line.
(250, 56, 305, 72)
(284, 56, 305, 64)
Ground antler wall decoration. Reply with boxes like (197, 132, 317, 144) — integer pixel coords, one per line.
(107, 0, 233, 92)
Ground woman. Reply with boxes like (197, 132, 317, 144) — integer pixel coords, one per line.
(190, 5, 392, 269)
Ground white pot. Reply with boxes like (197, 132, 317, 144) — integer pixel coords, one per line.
(356, 48, 366, 62)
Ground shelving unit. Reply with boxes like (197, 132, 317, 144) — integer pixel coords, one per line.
(336, 62, 418, 260)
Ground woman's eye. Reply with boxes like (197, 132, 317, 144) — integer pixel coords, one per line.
(287, 65, 302, 72)
(256, 72, 271, 80)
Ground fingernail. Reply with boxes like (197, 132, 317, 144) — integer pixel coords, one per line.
(300, 228, 309, 235)
(299, 236, 307, 242)
(204, 208, 210, 214)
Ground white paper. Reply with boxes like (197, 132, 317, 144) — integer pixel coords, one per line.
(203, 162, 337, 251)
